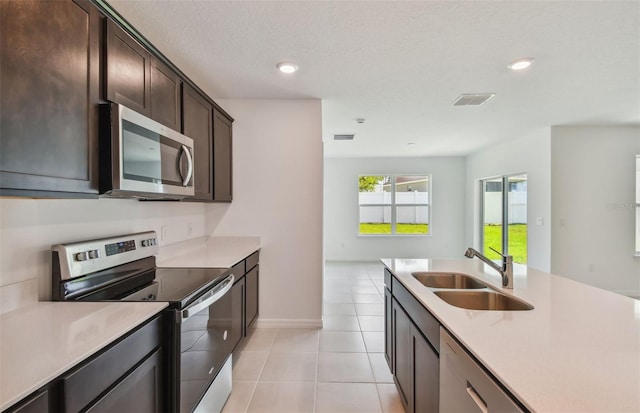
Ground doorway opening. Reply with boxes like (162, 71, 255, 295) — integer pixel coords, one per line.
(480, 174, 527, 264)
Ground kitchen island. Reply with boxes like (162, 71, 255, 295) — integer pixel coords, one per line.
(383, 258, 640, 413)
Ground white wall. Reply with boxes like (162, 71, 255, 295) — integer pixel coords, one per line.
(205, 99, 324, 327)
(324, 157, 466, 260)
(465, 128, 552, 272)
(551, 125, 640, 296)
(0, 198, 206, 313)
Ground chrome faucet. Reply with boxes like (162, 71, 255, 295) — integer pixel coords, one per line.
(464, 247, 513, 289)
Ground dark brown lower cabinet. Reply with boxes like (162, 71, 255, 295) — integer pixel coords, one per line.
(4, 389, 50, 413)
(85, 349, 163, 413)
(393, 299, 413, 409)
(384, 286, 393, 370)
(387, 270, 440, 413)
(230, 277, 245, 352)
(245, 265, 259, 330)
(2, 314, 168, 413)
(392, 298, 439, 413)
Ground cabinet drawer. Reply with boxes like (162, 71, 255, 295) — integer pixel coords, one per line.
(245, 251, 259, 271)
(4, 388, 49, 413)
(231, 261, 245, 280)
(440, 328, 524, 413)
(61, 315, 162, 412)
(392, 276, 440, 353)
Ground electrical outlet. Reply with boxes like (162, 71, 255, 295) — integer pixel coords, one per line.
(161, 225, 168, 242)
(187, 222, 193, 236)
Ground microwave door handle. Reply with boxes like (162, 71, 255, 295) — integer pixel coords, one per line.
(180, 145, 194, 187)
(181, 274, 235, 320)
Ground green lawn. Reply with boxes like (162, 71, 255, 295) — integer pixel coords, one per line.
(359, 223, 429, 235)
(359, 223, 527, 264)
(483, 224, 527, 264)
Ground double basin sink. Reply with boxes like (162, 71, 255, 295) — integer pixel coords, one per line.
(412, 272, 533, 311)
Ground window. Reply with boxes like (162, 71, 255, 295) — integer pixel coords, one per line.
(358, 175, 430, 235)
(480, 174, 527, 264)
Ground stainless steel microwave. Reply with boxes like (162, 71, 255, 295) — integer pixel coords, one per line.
(100, 103, 195, 199)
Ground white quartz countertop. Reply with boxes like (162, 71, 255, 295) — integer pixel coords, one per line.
(157, 236, 261, 268)
(382, 258, 640, 413)
(0, 301, 167, 411)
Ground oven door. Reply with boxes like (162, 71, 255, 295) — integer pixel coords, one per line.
(179, 274, 235, 413)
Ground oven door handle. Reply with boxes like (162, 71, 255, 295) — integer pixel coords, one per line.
(182, 274, 235, 320)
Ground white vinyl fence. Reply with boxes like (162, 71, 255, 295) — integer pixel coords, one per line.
(483, 192, 527, 224)
(359, 192, 429, 224)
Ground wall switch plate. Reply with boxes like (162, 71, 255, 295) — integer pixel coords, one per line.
(536, 217, 544, 226)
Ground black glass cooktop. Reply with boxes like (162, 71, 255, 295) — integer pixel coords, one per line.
(152, 267, 231, 308)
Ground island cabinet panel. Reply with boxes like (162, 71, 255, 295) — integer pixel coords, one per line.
(182, 84, 214, 201)
(392, 299, 413, 410)
(106, 18, 151, 117)
(212, 108, 233, 202)
(384, 287, 393, 370)
(150, 59, 181, 131)
(387, 271, 440, 413)
(0, 0, 101, 197)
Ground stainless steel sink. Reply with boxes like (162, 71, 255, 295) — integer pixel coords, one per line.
(412, 272, 488, 289)
(433, 290, 534, 311)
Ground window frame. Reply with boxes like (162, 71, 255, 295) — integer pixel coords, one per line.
(358, 174, 432, 236)
(479, 172, 527, 263)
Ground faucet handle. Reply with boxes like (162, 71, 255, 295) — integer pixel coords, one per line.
(488, 246, 505, 257)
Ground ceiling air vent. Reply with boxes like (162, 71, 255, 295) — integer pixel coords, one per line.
(334, 134, 355, 141)
(452, 93, 495, 107)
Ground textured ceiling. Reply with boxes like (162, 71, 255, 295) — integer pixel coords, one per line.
(107, 0, 640, 158)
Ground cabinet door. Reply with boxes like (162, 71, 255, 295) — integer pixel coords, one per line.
(413, 327, 439, 413)
(230, 278, 244, 351)
(212, 108, 233, 202)
(384, 287, 393, 372)
(150, 59, 181, 131)
(0, 0, 100, 196)
(106, 18, 151, 116)
(182, 84, 213, 201)
(392, 299, 412, 411)
(245, 266, 259, 330)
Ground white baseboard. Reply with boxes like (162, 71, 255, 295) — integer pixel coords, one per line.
(254, 318, 324, 329)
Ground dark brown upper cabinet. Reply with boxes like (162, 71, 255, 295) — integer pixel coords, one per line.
(213, 108, 233, 202)
(106, 19, 151, 117)
(106, 20, 181, 131)
(150, 59, 181, 131)
(0, 0, 101, 197)
(182, 84, 214, 201)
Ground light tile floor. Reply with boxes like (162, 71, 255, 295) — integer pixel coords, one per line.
(222, 261, 404, 413)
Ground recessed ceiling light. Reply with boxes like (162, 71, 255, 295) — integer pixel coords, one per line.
(408, 142, 416, 145)
(276, 62, 299, 74)
(508, 58, 534, 71)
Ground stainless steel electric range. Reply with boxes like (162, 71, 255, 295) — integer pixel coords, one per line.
(51, 231, 238, 413)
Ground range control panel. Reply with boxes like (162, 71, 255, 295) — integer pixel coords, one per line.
(52, 231, 159, 280)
